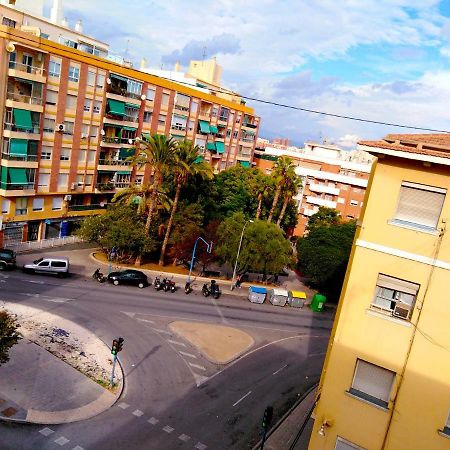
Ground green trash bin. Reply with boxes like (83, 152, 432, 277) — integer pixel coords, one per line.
(310, 293, 327, 312)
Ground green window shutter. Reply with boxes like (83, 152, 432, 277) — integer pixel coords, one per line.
(239, 161, 250, 168)
(9, 139, 28, 156)
(194, 156, 204, 163)
(107, 99, 126, 116)
(215, 141, 225, 154)
(104, 123, 123, 128)
(116, 170, 131, 175)
(244, 129, 255, 135)
(8, 167, 28, 184)
(110, 73, 128, 83)
(122, 126, 137, 131)
(13, 108, 33, 130)
(209, 125, 219, 134)
(1, 166, 8, 188)
(206, 142, 216, 151)
(125, 103, 140, 109)
(141, 132, 151, 141)
(198, 120, 210, 133)
(119, 148, 134, 158)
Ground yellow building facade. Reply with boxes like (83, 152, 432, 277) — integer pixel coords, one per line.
(309, 134, 450, 450)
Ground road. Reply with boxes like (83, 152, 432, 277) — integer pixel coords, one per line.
(0, 261, 333, 450)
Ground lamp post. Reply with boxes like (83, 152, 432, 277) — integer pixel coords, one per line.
(231, 220, 253, 290)
(188, 236, 213, 284)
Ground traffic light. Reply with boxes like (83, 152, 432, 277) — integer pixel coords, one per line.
(262, 406, 273, 430)
(117, 337, 124, 352)
(111, 339, 119, 355)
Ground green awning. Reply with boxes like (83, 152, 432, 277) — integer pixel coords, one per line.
(239, 161, 251, 168)
(1, 166, 7, 186)
(215, 141, 225, 154)
(119, 148, 134, 158)
(209, 125, 219, 134)
(107, 99, 126, 116)
(9, 167, 28, 184)
(104, 123, 123, 128)
(125, 103, 140, 109)
(10, 139, 28, 156)
(206, 142, 216, 151)
(194, 156, 204, 163)
(123, 126, 137, 131)
(13, 108, 32, 130)
(244, 129, 255, 135)
(198, 120, 210, 133)
(141, 133, 151, 141)
(116, 170, 131, 175)
(110, 73, 128, 83)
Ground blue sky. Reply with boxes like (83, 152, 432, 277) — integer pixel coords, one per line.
(45, 0, 450, 147)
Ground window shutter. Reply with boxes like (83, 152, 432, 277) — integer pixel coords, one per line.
(33, 198, 44, 210)
(395, 183, 446, 228)
(352, 360, 395, 403)
(335, 437, 365, 450)
(377, 275, 419, 296)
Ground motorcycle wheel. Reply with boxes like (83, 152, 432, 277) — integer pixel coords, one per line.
(171, 286, 176, 293)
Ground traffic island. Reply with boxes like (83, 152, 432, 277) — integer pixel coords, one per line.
(0, 301, 123, 424)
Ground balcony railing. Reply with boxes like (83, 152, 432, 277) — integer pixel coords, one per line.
(308, 183, 340, 196)
(306, 195, 337, 209)
(101, 136, 135, 145)
(105, 113, 139, 123)
(7, 92, 43, 105)
(8, 61, 45, 76)
(174, 104, 189, 112)
(98, 159, 132, 166)
(95, 182, 115, 191)
(242, 122, 257, 129)
(68, 204, 109, 211)
(0, 182, 35, 190)
(1, 152, 38, 162)
(114, 181, 131, 188)
(4, 122, 40, 134)
(171, 125, 186, 132)
(108, 87, 141, 99)
(124, 115, 139, 123)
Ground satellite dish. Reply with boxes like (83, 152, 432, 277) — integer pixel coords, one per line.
(128, 138, 133, 144)
(141, 94, 146, 101)
(106, 78, 111, 85)
(6, 42, 15, 53)
(100, 129, 105, 136)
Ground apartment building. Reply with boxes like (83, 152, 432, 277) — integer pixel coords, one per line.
(308, 134, 450, 450)
(0, 1, 259, 246)
(254, 141, 373, 236)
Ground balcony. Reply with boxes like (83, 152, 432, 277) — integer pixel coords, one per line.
(174, 104, 189, 114)
(101, 136, 135, 147)
(95, 182, 115, 192)
(3, 122, 40, 136)
(308, 183, 340, 196)
(6, 91, 43, 106)
(68, 204, 109, 212)
(2, 152, 38, 162)
(302, 208, 319, 217)
(306, 195, 337, 209)
(0, 182, 35, 191)
(108, 86, 141, 100)
(8, 62, 46, 83)
(98, 159, 132, 166)
(242, 122, 257, 129)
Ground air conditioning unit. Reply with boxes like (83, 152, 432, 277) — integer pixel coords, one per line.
(64, 195, 72, 201)
(81, 133, 87, 139)
(393, 303, 412, 320)
(70, 182, 76, 190)
(57, 123, 65, 133)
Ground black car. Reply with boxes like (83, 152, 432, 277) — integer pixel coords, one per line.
(0, 248, 16, 271)
(107, 269, 149, 288)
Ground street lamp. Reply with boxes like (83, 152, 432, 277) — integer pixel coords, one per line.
(231, 220, 253, 290)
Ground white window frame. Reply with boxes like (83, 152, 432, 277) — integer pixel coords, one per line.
(93, 101, 101, 114)
(32, 198, 44, 212)
(37, 173, 50, 188)
(127, 79, 142, 95)
(146, 88, 155, 101)
(52, 197, 63, 210)
(60, 149, 70, 161)
(68, 66, 80, 83)
(41, 147, 52, 160)
(49, 60, 61, 78)
(46, 90, 58, 105)
(66, 94, 77, 110)
(335, 436, 366, 450)
(2, 198, 10, 214)
(350, 200, 358, 206)
(87, 70, 96, 87)
(15, 197, 28, 215)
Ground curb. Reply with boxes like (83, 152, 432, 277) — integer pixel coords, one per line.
(251, 383, 318, 450)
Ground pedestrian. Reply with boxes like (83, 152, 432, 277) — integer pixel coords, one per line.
(236, 274, 242, 289)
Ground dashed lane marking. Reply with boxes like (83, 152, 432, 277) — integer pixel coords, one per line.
(179, 351, 197, 358)
(117, 402, 130, 410)
(152, 328, 172, 335)
(71, 447, 85, 450)
(272, 364, 288, 375)
(178, 434, 190, 442)
(137, 318, 155, 324)
(188, 362, 206, 371)
(148, 417, 159, 425)
(232, 391, 252, 407)
(54, 436, 70, 446)
(26, 280, 45, 284)
(195, 442, 207, 450)
(167, 339, 186, 347)
(132, 409, 144, 417)
(162, 425, 174, 433)
(39, 427, 54, 436)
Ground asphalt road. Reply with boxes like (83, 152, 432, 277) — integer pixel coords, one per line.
(0, 263, 333, 450)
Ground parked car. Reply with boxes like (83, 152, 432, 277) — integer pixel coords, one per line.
(0, 248, 16, 271)
(23, 257, 70, 277)
(107, 269, 149, 288)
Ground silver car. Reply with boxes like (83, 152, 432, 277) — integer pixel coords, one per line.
(23, 257, 70, 277)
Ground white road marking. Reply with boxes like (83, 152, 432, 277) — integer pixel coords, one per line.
(20, 293, 71, 303)
(152, 328, 172, 335)
(188, 362, 206, 371)
(178, 434, 190, 442)
(132, 409, 144, 417)
(117, 402, 130, 410)
(54, 436, 70, 445)
(232, 390, 252, 407)
(0, 280, 6, 283)
(120, 311, 136, 318)
(167, 339, 186, 347)
(195, 442, 207, 450)
(193, 373, 209, 386)
(272, 364, 288, 375)
(148, 417, 159, 425)
(309, 352, 326, 357)
(71, 447, 85, 450)
(26, 280, 45, 284)
(162, 425, 174, 433)
(137, 318, 155, 324)
(39, 427, 54, 436)
(210, 297, 228, 324)
(179, 351, 197, 358)
(0, 273, 9, 278)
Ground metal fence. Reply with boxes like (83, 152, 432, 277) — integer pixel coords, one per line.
(8, 235, 83, 254)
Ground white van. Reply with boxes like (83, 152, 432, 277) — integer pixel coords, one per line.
(268, 288, 289, 306)
(23, 257, 70, 277)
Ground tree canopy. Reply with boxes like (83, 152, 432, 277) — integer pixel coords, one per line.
(0, 310, 21, 365)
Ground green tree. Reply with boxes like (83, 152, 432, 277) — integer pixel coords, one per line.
(277, 174, 302, 226)
(216, 212, 293, 277)
(306, 206, 341, 230)
(297, 218, 356, 301)
(255, 174, 274, 220)
(267, 156, 296, 223)
(0, 310, 21, 365)
(159, 140, 212, 266)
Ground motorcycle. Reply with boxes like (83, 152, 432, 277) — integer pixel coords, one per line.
(184, 281, 192, 295)
(154, 276, 163, 290)
(93, 268, 106, 283)
(164, 279, 176, 293)
(202, 280, 221, 299)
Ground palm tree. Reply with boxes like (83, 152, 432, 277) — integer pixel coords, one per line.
(112, 184, 153, 216)
(255, 177, 272, 220)
(276, 174, 302, 227)
(267, 156, 296, 223)
(158, 140, 212, 266)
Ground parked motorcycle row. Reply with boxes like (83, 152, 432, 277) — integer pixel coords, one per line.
(92, 269, 221, 299)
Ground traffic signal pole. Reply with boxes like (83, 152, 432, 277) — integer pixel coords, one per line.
(110, 354, 117, 387)
(109, 337, 124, 387)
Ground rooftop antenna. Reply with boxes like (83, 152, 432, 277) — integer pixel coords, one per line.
(124, 38, 130, 60)
(202, 46, 207, 62)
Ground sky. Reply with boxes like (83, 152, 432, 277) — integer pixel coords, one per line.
(44, 0, 450, 147)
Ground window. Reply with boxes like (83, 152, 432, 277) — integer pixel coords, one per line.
(46, 90, 58, 106)
(96, 74, 105, 88)
(134, 176, 143, 185)
(85, 174, 93, 186)
(68, 65, 80, 83)
(349, 359, 395, 409)
(59, 36, 78, 48)
(341, 184, 348, 190)
(76, 174, 84, 185)
(143, 111, 152, 123)
(57, 174, 68, 190)
(60, 149, 70, 161)
(337, 197, 345, 204)
(52, 197, 63, 210)
(43, 118, 55, 133)
(49, 60, 61, 77)
(78, 150, 87, 162)
(15, 198, 28, 215)
(81, 124, 89, 136)
(66, 95, 77, 110)
(371, 274, 419, 320)
(233, 130, 238, 139)
(441, 410, 450, 436)
(188, 120, 194, 131)
(127, 79, 142, 95)
(2, 17, 16, 28)
(211, 106, 218, 118)
(2, 199, 10, 214)
(40, 147, 51, 160)
(158, 114, 166, 126)
(353, 187, 361, 193)
(393, 181, 446, 231)
(236, 114, 241, 124)
(8, 51, 16, 69)
(87, 70, 96, 87)
(219, 107, 229, 121)
(335, 436, 366, 450)
(146, 88, 155, 101)
(88, 151, 96, 163)
(38, 173, 49, 188)
(226, 129, 231, 138)
(93, 101, 101, 114)
(161, 93, 170, 106)
(84, 99, 91, 112)
(90, 126, 98, 138)
(350, 200, 358, 206)
(32, 198, 44, 211)
(63, 121, 74, 135)
(190, 101, 198, 114)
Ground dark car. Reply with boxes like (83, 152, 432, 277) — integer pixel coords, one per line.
(107, 269, 149, 288)
(0, 248, 16, 271)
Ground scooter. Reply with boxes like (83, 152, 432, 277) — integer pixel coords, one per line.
(202, 280, 221, 299)
(154, 276, 162, 290)
(93, 268, 106, 283)
(164, 279, 176, 293)
(184, 282, 192, 295)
